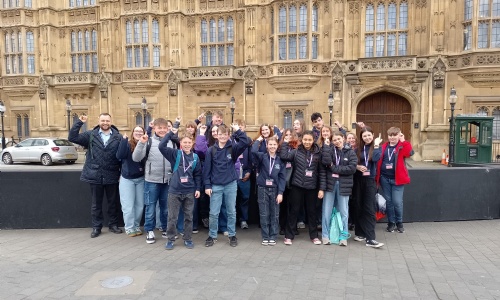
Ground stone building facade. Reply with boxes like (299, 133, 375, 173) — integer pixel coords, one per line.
(1, 0, 500, 160)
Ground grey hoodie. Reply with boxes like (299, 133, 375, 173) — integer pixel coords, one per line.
(132, 134, 174, 184)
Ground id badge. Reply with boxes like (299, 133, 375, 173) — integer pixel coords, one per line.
(385, 164, 393, 169)
(180, 176, 189, 183)
(305, 170, 313, 177)
(286, 162, 292, 169)
(362, 171, 371, 176)
(266, 179, 273, 186)
(332, 173, 339, 178)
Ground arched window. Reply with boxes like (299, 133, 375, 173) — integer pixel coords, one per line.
(279, 6, 286, 33)
(477, 106, 489, 116)
(200, 17, 233, 66)
(218, 18, 225, 42)
(133, 19, 140, 43)
(125, 20, 132, 44)
(299, 4, 307, 32)
(26, 32, 35, 74)
(142, 19, 149, 44)
(78, 31, 83, 51)
(283, 110, 292, 129)
(493, 107, 500, 140)
(91, 30, 97, 50)
(201, 19, 208, 43)
(227, 17, 234, 41)
(84, 30, 90, 51)
(289, 5, 297, 33)
(209, 19, 216, 43)
(312, 5, 318, 32)
(152, 19, 159, 43)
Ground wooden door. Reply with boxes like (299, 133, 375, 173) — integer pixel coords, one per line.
(356, 92, 412, 137)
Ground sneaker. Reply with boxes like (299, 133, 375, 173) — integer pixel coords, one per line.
(397, 223, 405, 233)
(284, 238, 292, 245)
(261, 240, 269, 246)
(348, 223, 355, 231)
(146, 231, 156, 244)
(386, 223, 396, 233)
(223, 231, 229, 236)
(366, 240, 384, 248)
(322, 237, 331, 245)
(205, 236, 217, 247)
(354, 236, 366, 242)
(268, 240, 277, 246)
(184, 240, 194, 249)
(134, 228, 143, 236)
(229, 236, 238, 247)
(339, 240, 348, 247)
(311, 238, 321, 245)
(156, 227, 163, 232)
(240, 221, 249, 229)
(279, 229, 285, 235)
(297, 222, 306, 229)
(317, 224, 322, 230)
(161, 230, 167, 238)
(126, 230, 137, 237)
(165, 240, 174, 250)
(192, 229, 199, 234)
(202, 218, 209, 228)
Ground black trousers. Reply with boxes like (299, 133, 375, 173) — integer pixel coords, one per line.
(285, 185, 318, 240)
(353, 173, 377, 241)
(279, 187, 290, 231)
(89, 183, 120, 229)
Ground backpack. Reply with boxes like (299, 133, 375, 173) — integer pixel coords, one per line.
(172, 150, 198, 172)
(210, 144, 233, 160)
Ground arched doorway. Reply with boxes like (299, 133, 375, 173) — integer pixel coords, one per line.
(356, 92, 412, 137)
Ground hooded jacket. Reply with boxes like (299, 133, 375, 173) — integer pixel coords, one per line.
(132, 133, 174, 184)
(68, 121, 121, 185)
(280, 142, 326, 191)
(376, 140, 412, 186)
(116, 137, 145, 179)
(322, 143, 357, 195)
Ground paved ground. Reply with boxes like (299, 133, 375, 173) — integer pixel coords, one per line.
(1, 220, 500, 299)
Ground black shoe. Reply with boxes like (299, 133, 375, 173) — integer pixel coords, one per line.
(366, 239, 384, 248)
(279, 229, 285, 235)
(229, 236, 238, 247)
(91, 228, 101, 238)
(397, 223, 405, 233)
(386, 222, 396, 233)
(205, 236, 217, 247)
(348, 223, 355, 231)
(109, 226, 123, 234)
(294, 229, 300, 236)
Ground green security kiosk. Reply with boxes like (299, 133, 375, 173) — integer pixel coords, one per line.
(454, 115, 493, 164)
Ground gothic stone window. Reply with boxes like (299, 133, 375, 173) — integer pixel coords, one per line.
(477, 105, 500, 140)
(16, 113, 30, 138)
(464, 0, 500, 50)
(365, 1, 408, 57)
(125, 18, 160, 68)
(200, 16, 234, 66)
(2, 0, 19, 8)
(69, 0, 96, 7)
(71, 29, 98, 72)
(72, 112, 88, 132)
(271, 2, 319, 61)
(283, 108, 305, 129)
(3, 30, 35, 74)
(135, 111, 152, 127)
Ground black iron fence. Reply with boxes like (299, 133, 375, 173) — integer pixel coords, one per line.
(493, 141, 500, 163)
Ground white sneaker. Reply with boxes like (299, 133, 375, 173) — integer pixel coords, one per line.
(240, 221, 249, 229)
(297, 222, 306, 229)
(322, 237, 331, 245)
(339, 240, 348, 247)
(223, 231, 229, 236)
(146, 231, 156, 244)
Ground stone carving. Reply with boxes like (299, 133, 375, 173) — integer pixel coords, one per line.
(415, 0, 427, 8)
(190, 67, 231, 78)
(39, 75, 48, 99)
(98, 72, 110, 98)
(124, 72, 151, 80)
(360, 58, 414, 71)
(348, 1, 359, 14)
(277, 64, 309, 75)
(68, 9, 97, 24)
(4, 77, 24, 86)
(242, 66, 258, 95)
(432, 58, 446, 88)
(167, 70, 180, 96)
(459, 73, 500, 87)
(331, 63, 343, 91)
(114, 74, 122, 82)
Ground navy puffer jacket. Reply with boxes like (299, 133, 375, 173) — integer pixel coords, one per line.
(69, 120, 121, 185)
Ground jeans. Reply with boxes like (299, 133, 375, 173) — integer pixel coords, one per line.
(379, 176, 405, 224)
(155, 202, 163, 229)
(257, 186, 280, 241)
(89, 183, 120, 229)
(322, 182, 349, 239)
(119, 176, 145, 233)
(237, 179, 251, 222)
(209, 181, 237, 238)
(143, 181, 169, 232)
(218, 201, 228, 232)
(166, 193, 194, 242)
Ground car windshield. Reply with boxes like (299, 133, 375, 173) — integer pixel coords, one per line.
(53, 139, 74, 146)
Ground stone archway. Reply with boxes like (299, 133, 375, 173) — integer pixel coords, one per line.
(356, 92, 412, 137)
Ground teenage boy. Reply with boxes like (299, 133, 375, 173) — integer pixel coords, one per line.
(158, 122, 202, 250)
(133, 118, 175, 244)
(203, 124, 251, 247)
(310, 112, 324, 143)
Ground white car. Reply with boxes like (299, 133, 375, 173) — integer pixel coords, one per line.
(1, 137, 79, 166)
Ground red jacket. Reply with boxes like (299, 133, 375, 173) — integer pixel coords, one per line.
(376, 141, 412, 186)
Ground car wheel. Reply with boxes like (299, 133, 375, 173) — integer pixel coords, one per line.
(65, 161, 76, 165)
(2, 153, 13, 164)
(41, 154, 53, 166)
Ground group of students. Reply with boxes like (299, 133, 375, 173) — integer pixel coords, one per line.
(113, 111, 413, 250)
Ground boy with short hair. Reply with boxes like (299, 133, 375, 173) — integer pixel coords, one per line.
(203, 123, 251, 247)
(311, 112, 324, 142)
(158, 122, 202, 250)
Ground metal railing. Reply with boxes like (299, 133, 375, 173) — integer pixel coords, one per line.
(493, 141, 500, 163)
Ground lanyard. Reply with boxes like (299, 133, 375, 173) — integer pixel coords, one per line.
(334, 148, 340, 165)
(387, 146, 397, 162)
(363, 146, 369, 167)
(306, 154, 313, 168)
(269, 155, 276, 176)
(181, 152, 193, 173)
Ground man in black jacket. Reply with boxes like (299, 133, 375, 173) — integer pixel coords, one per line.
(69, 113, 123, 238)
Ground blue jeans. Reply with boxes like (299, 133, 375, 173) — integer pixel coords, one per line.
(380, 176, 405, 224)
(237, 180, 251, 222)
(257, 186, 279, 240)
(144, 181, 169, 232)
(209, 181, 237, 238)
(218, 201, 227, 232)
(119, 176, 145, 233)
(322, 182, 349, 239)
